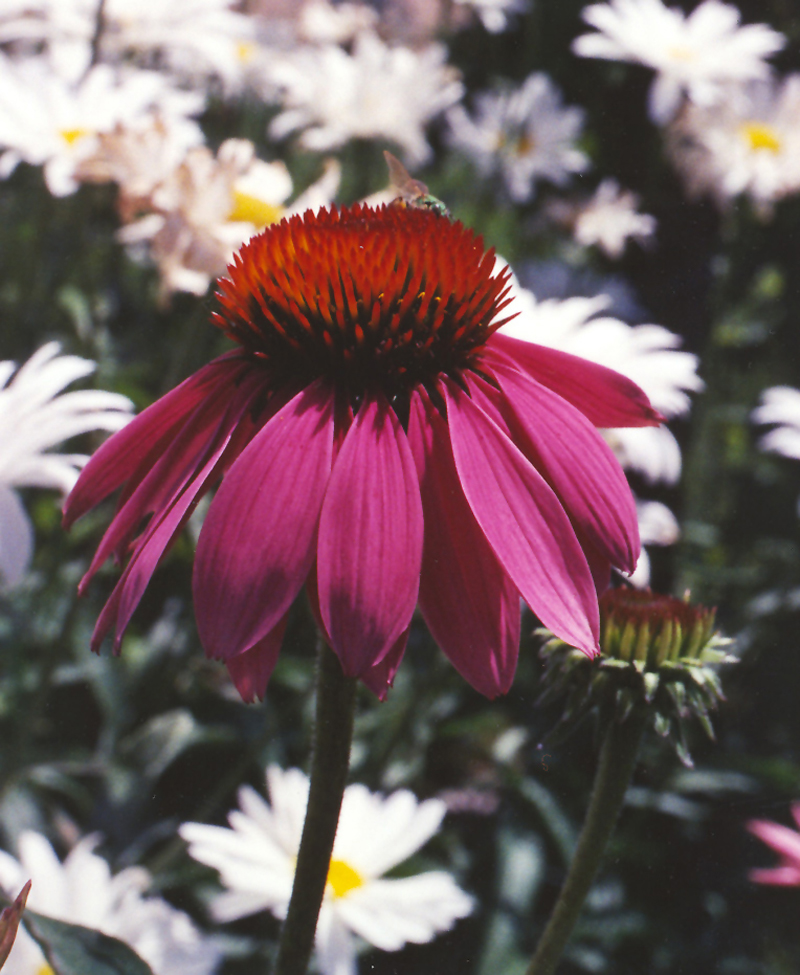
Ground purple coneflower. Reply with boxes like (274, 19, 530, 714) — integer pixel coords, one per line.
(64, 202, 660, 702)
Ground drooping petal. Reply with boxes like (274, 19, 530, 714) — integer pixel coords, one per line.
(63, 353, 246, 528)
(0, 485, 33, 588)
(443, 380, 600, 655)
(747, 819, 800, 862)
(194, 381, 335, 662)
(89, 381, 264, 653)
(317, 393, 423, 677)
(485, 360, 640, 573)
(78, 367, 264, 596)
(488, 332, 662, 429)
(358, 629, 409, 701)
(226, 616, 289, 704)
(408, 391, 520, 697)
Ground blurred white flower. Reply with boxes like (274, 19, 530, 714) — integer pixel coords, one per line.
(572, 179, 657, 258)
(627, 498, 680, 586)
(298, 0, 378, 44)
(180, 766, 473, 975)
(76, 103, 206, 217)
(752, 386, 800, 459)
(0, 830, 220, 975)
(669, 76, 800, 209)
(573, 0, 785, 124)
(0, 0, 258, 91)
(267, 32, 463, 165)
(452, 0, 528, 34)
(0, 342, 131, 586)
(447, 72, 587, 202)
(119, 138, 340, 298)
(0, 56, 201, 196)
(497, 266, 703, 483)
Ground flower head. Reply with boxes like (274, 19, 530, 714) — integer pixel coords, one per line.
(447, 72, 588, 202)
(180, 766, 473, 975)
(539, 587, 734, 765)
(669, 76, 800, 209)
(573, 0, 785, 124)
(571, 179, 657, 258)
(747, 804, 800, 886)
(0, 831, 220, 975)
(753, 385, 800, 459)
(0, 56, 200, 196)
(267, 33, 463, 165)
(0, 342, 132, 587)
(66, 203, 659, 702)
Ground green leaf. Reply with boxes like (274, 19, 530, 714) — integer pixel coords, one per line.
(23, 911, 155, 975)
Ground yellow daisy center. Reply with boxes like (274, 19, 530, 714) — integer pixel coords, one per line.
(326, 858, 364, 898)
(228, 190, 284, 228)
(36, 965, 55, 975)
(236, 41, 257, 63)
(741, 122, 782, 154)
(667, 45, 695, 61)
(60, 128, 88, 146)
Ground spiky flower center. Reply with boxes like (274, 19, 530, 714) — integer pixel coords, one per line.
(599, 587, 717, 668)
(213, 203, 512, 411)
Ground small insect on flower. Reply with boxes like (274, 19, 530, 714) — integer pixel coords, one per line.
(384, 150, 450, 217)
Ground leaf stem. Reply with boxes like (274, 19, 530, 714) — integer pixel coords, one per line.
(273, 641, 357, 975)
(525, 707, 647, 975)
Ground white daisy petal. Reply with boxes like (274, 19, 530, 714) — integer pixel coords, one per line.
(182, 767, 473, 972)
(0, 831, 220, 975)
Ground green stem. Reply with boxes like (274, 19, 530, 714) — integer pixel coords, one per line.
(273, 641, 358, 975)
(525, 708, 648, 975)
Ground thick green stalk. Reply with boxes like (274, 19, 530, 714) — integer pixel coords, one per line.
(273, 642, 357, 975)
(525, 708, 647, 975)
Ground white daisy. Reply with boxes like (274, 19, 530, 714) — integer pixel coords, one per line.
(668, 76, 800, 209)
(627, 498, 680, 587)
(0, 342, 131, 587)
(497, 265, 703, 483)
(572, 178, 657, 258)
(447, 72, 588, 202)
(0, 56, 201, 196)
(267, 32, 463, 165)
(452, 0, 528, 34)
(573, 0, 785, 124)
(119, 139, 340, 298)
(0, 830, 221, 975)
(297, 0, 378, 45)
(0, 0, 259, 91)
(752, 386, 800, 459)
(76, 102, 206, 219)
(180, 766, 474, 975)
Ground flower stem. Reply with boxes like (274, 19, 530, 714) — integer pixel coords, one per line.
(525, 707, 647, 975)
(273, 640, 357, 975)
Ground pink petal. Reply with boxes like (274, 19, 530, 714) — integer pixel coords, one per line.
(484, 359, 640, 573)
(408, 390, 520, 697)
(90, 385, 260, 653)
(226, 616, 289, 703)
(443, 380, 600, 656)
(488, 333, 663, 429)
(747, 819, 800, 864)
(749, 866, 800, 886)
(359, 629, 409, 700)
(193, 381, 335, 662)
(317, 393, 423, 677)
(78, 378, 255, 595)
(64, 353, 246, 528)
